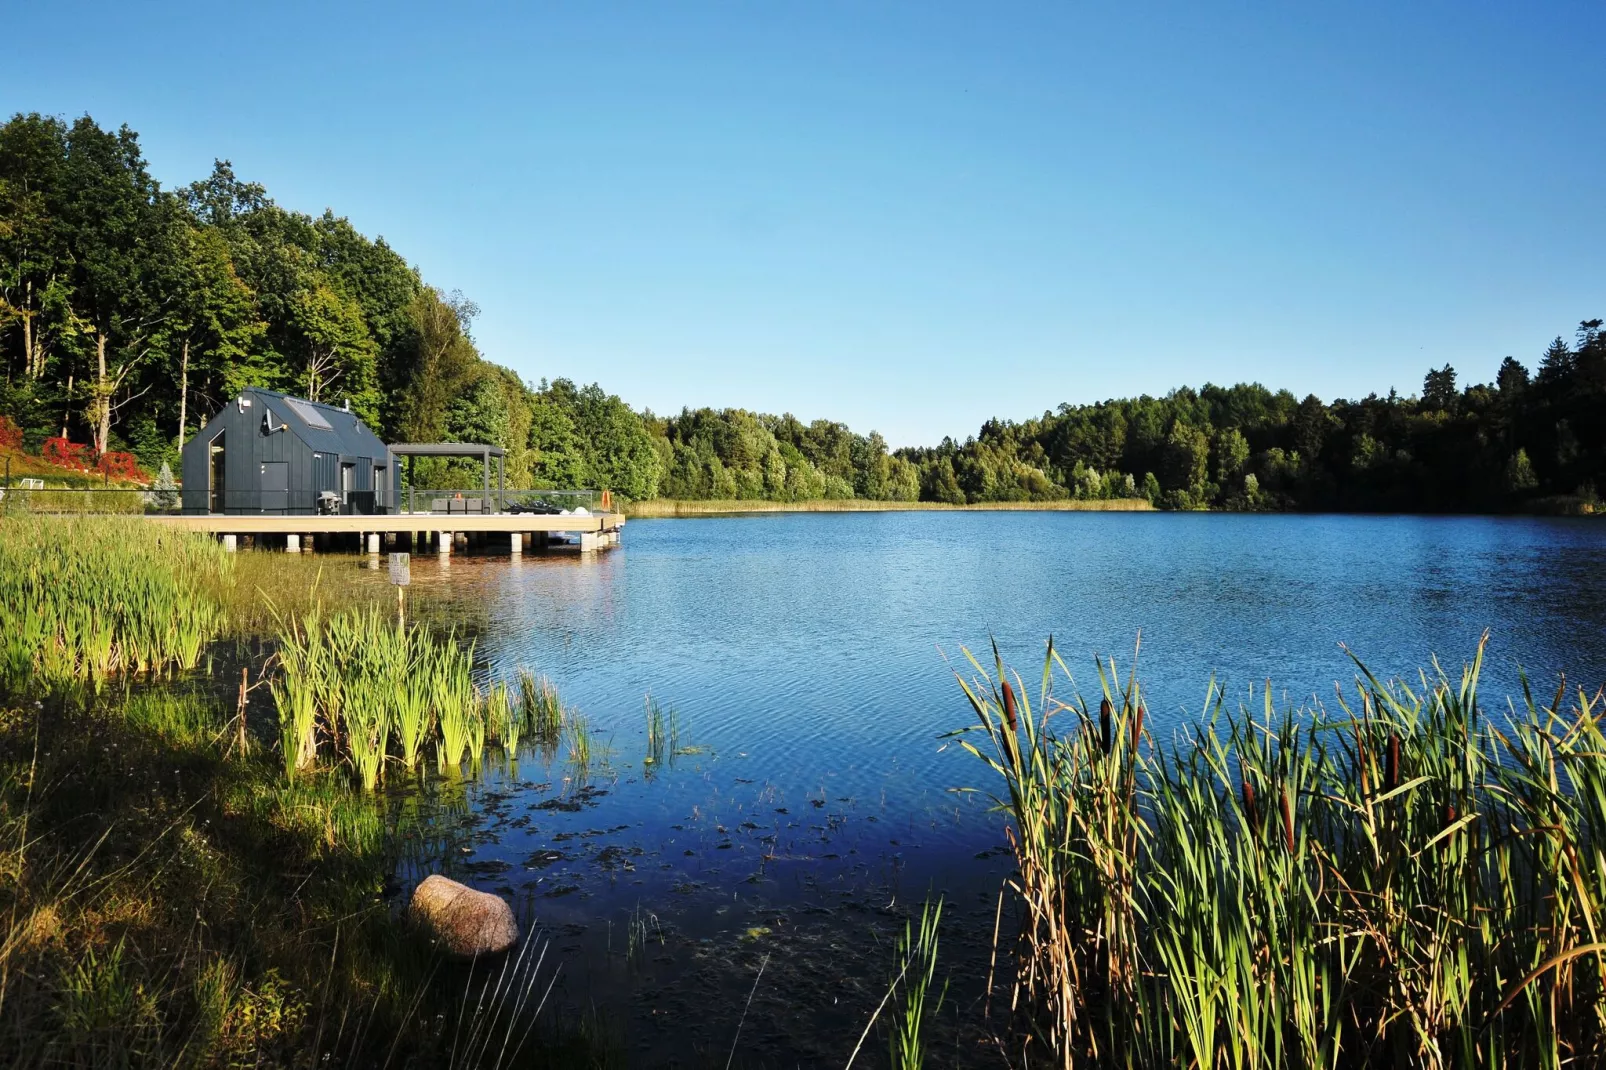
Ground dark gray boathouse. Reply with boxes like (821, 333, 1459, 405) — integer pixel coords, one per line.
(180, 389, 397, 515)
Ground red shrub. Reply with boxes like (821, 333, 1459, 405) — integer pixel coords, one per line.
(96, 451, 148, 483)
(42, 437, 93, 471)
(0, 416, 21, 451)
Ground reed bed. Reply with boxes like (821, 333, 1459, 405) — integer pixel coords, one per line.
(644, 696, 679, 767)
(0, 516, 227, 687)
(954, 637, 1606, 1067)
(518, 669, 565, 757)
(270, 604, 486, 788)
(484, 680, 519, 756)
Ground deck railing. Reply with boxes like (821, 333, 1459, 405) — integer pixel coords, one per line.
(397, 487, 600, 516)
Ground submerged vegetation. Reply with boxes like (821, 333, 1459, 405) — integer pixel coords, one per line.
(954, 638, 1606, 1067)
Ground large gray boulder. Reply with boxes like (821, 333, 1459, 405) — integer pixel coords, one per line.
(408, 875, 519, 958)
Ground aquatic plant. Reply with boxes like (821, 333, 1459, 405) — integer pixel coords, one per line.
(644, 696, 666, 767)
(888, 896, 946, 1070)
(269, 615, 319, 777)
(465, 693, 487, 774)
(517, 669, 563, 743)
(268, 603, 476, 789)
(0, 516, 226, 687)
(566, 717, 595, 782)
(394, 654, 435, 773)
(484, 681, 519, 757)
(953, 636, 1606, 1067)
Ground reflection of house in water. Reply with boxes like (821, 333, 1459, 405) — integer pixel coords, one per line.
(180, 389, 396, 515)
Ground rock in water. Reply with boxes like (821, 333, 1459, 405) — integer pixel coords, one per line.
(409, 874, 519, 957)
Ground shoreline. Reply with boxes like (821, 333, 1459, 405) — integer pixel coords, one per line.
(622, 497, 1155, 517)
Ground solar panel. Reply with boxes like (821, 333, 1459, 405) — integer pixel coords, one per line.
(285, 398, 333, 430)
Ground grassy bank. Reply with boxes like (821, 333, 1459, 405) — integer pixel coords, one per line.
(624, 497, 1154, 517)
(0, 518, 603, 1067)
(0, 687, 598, 1068)
(955, 639, 1606, 1067)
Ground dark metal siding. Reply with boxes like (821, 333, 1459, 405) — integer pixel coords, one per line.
(179, 389, 393, 514)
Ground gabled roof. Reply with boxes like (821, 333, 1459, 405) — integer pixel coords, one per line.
(245, 388, 390, 459)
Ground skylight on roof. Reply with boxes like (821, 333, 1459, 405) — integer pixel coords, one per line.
(285, 398, 333, 430)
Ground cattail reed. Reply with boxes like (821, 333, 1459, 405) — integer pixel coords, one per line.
(1242, 774, 1260, 837)
(1100, 697, 1113, 754)
(1133, 701, 1145, 750)
(957, 635, 1606, 1068)
(998, 679, 1020, 764)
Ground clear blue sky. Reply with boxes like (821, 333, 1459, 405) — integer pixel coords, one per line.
(6, 2, 1603, 446)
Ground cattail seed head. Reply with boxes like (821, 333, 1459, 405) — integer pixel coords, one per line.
(1386, 733, 1400, 792)
(1134, 702, 1146, 748)
(1242, 777, 1260, 837)
(1446, 803, 1457, 825)
(1100, 698, 1113, 754)
(1001, 680, 1018, 732)
(1281, 788, 1295, 853)
(1353, 724, 1369, 795)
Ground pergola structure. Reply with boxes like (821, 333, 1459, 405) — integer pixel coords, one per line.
(389, 442, 505, 511)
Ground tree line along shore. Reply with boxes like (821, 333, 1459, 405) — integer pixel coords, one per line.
(2, 111, 1602, 515)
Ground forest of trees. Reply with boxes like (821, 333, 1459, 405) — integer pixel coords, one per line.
(3, 113, 1602, 513)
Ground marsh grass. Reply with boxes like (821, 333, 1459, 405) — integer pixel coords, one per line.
(623, 904, 664, 969)
(643, 696, 680, 769)
(270, 602, 480, 789)
(566, 717, 599, 783)
(483, 681, 519, 759)
(954, 636, 1606, 1068)
(0, 516, 226, 686)
(517, 670, 564, 757)
(0, 692, 582, 1068)
(216, 551, 481, 641)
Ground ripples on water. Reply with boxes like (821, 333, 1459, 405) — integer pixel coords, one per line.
(391, 512, 1606, 1063)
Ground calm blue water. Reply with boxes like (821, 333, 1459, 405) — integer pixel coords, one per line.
(396, 512, 1606, 1062)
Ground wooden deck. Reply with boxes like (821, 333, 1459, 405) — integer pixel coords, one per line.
(146, 512, 625, 534)
(145, 512, 625, 554)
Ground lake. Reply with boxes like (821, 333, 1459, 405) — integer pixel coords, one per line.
(393, 512, 1606, 1064)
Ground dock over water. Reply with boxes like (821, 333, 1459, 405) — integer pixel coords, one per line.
(146, 511, 626, 555)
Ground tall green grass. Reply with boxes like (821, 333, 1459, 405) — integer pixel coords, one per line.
(644, 696, 676, 767)
(954, 637, 1606, 1067)
(270, 604, 484, 789)
(888, 897, 946, 1070)
(484, 681, 519, 757)
(0, 517, 227, 686)
(517, 670, 564, 758)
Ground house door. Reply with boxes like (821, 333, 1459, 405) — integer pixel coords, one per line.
(260, 462, 288, 513)
(209, 432, 226, 514)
